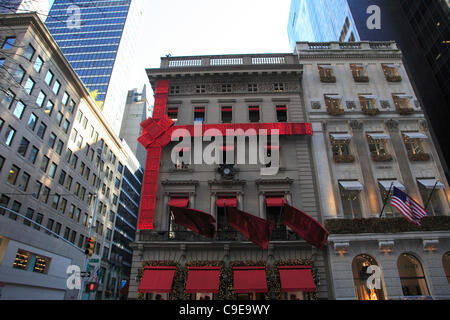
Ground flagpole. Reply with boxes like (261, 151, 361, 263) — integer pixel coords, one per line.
(379, 182, 394, 218)
(424, 181, 438, 211)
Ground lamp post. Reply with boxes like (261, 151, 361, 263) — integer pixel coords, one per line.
(78, 146, 103, 300)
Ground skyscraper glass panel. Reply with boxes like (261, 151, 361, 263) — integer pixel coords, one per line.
(287, 0, 360, 50)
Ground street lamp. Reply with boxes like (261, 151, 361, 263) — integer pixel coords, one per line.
(78, 146, 103, 300)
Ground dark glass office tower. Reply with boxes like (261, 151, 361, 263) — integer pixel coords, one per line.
(46, 0, 146, 134)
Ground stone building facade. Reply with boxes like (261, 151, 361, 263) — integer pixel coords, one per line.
(296, 41, 450, 299)
(129, 54, 331, 300)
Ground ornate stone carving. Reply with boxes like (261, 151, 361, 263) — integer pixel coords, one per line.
(385, 119, 399, 131)
(380, 100, 390, 109)
(349, 120, 363, 130)
(346, 100, 356, 110)
(311, 101, 321, 109)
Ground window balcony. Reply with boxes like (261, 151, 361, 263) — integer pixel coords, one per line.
(333, 154, 355, 163)
(353, 75, 369, 83)
(396, 107, 414, 115)
(386, 74, 402, 82)
(326, 106, 345, 115)
(371, 153, 393, 162)
(408, 152, 430, 161)
(362, 107, 380, 115)
(320, 75, 337, 83)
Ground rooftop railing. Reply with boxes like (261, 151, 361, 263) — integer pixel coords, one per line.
(161, 54, 296, 68)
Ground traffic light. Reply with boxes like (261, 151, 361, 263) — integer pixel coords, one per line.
(85, 237, 96, 256)
(86, 282, 98, 292)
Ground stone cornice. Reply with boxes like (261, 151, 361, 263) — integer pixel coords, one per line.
(161, 180, 199, 186)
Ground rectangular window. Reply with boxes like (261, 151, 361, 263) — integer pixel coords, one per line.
(32, 181, 42, 199)
(52, 80, 61, 95)
(14, 65, 25, 84)
(56, 112, 63, 126)
(51, 194, 60, 210)
(59, 198, 67, 214)
(29, 146, 39, 164)
(48, 132, 56, 149)
(2, 37, 16, 49)
(18, 171, 30, 192)
(62, 92, 69, 105)
(4, 126, 16, 146)
(45, 100, 54, 116)
(58, 170, 66, 185)
(76, 110, 83, 123)
(81, 116, 88, 130)
(44, 70, 54, 86)
(34, 213, 43, 231)
(46, 219, 55, 235)
(70, 129, 78, 142)
(34, 56, 43, 73)
(40, 186, 50, 204)
(40, 156, 49, 172)
(24, 77, 35, 95)
(54, 223, 61, 236)
(221, 84, 232, 93)
(7, 165, 20, 184)
(0, 194, 10, 215)
(9, 200, 21, 220)
(339, 183, 362, 219)
(65, 175, 73, 190)
(276, 106, 287, 122)
(24, 44, 35, 61)
(196, 85, 206, 93)
(194, 107, 205, 123)
(55, 139, 64, 155)
(350, 64, 368, 81)
(23, 208, 34, 226)
(248, 106, 260, 122)
(36, 122, 47, 139)
(36, 90, 46, 108)
(62, 119, 70, 134)
(27, 113, 38, 131)
(48, 162, 57, 178)
(221, 106, 232, 123)
(13, 101, 26, 119)
(273, 83, 285, 92)
(17, 137, 30, 157)
(248, 83, 258, 92)
(64, 227, 71, 240)
(68, 99, 76, 114)
(71, 154, 78, 170)
(318, 65, 336, 82)
(2, 89, 15, 109)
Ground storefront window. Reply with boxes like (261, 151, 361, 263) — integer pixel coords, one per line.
(352, 254, 385, 300)
(397, 253, 430, 297)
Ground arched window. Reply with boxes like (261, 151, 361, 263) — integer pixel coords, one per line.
(443, 252, 450, 286)
(397, 253, 430, 296)
(352, 254, 385, 300)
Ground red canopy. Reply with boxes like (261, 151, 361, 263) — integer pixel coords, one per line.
(233, 266, 268, 293)
(138, 266, 176, 293)
(265, 197, 286, 207)
(169, 206, 216, 238)
(168, 198, 189, 208)
(185, 267, 221, 293)
(216, 197, 237, 207)
(278, 266, 316, 292)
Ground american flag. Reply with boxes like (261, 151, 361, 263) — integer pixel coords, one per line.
(391, 187, 428, 225)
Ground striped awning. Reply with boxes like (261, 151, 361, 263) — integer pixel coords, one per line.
(330, 133, 352, 140)
(417, 179, 445, 189)
(367, 133, 390, 140)
(339, 181, 364, 191)
(379, 180, 406, 191)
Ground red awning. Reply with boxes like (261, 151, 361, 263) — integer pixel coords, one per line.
(138, 266, 176, 293)
(276, 106, 287, 111)
(222, 107, 233, 112)
(233, 266, 268, 293)
(265, 197, 286, 207)
(167, 108, 178, 113)
(217, 197, 237, 207)
(248, 107, 260, 111)
(264, 145, 280, 150)
(185, 267, 221, 293)
(168, 197, 189, 208)
(278, 266, 316, 292)
(194, 107, 205, 112)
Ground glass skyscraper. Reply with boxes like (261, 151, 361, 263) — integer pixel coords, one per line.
(0, 0, 54, 21)
(287, 0, 360, 50)
(45, 0, 147, 134)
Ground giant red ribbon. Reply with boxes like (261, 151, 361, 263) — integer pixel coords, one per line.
(137, 80, 314, 230)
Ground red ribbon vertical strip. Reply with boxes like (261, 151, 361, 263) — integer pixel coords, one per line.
(138, 146, 162, 229)
(138, 80, 171, 230)
(152, 80, 170, 119)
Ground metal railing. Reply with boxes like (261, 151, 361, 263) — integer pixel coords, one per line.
(162, 54, 294, 68)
